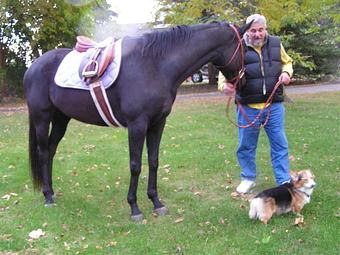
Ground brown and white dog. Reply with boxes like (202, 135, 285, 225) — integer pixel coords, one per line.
(249, 170, 316, 224)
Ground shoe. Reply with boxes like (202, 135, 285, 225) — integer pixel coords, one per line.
(236, 180, 256, 194)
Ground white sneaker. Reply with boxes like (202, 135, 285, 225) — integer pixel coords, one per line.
(236, 180, 256, 194)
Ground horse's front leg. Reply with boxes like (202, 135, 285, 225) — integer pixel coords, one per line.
(146, 119, 169, 216)
(127, 120, 147, 222)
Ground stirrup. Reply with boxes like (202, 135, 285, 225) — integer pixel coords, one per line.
(82, 60, 99, 78)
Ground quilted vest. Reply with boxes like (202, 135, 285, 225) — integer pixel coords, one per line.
(236, 36, 284, 104)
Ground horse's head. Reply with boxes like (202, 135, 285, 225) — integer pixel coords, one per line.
(214, 21, 253, 87)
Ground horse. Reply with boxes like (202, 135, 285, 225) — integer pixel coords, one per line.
(24, 21, 251, 221)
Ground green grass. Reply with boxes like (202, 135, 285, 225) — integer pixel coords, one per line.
(0, 92, 339, 254)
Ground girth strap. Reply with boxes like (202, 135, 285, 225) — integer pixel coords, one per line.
(89, 81, 124, 128)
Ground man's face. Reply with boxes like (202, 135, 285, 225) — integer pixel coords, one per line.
(247, 22, 267, 47)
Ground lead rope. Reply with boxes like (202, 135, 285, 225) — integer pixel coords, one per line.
(226, 80, 283, 128)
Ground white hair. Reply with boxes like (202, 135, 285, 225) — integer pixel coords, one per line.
(246, 14, 267, 27)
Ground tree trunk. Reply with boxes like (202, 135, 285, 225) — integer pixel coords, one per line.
(208, 62, 217, 85)
(0, 42, 8, 98)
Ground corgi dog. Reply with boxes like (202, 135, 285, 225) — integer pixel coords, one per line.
(249, 170, 316, 224)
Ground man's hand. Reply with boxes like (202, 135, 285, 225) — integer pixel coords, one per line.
(279, 72, 291, 85)
(223, 82, 236, 96)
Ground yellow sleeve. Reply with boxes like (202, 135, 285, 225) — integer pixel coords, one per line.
(218, 71, 226, 91)
(280, 44, 293, 77)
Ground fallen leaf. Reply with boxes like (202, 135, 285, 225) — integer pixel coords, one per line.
(231, 192, 239, 199)
(219, 218, 225, 225)
(0, 234, 12, 241)
(2, 194, 11, 200)
(294, 215, 304, 226)
(107, 241, 117, 247)
(289, 155, 296, 161)
(29, 229, 45, 239)
(64, 242, 70, 250)
(218, 144, 225, 149)
(174, 217, 184, 223)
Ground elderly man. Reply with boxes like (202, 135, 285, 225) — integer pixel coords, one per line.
(218, 14, 293, 194)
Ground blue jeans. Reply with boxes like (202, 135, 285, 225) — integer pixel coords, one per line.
(236, 103, 290, 185)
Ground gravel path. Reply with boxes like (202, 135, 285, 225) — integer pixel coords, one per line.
(177, 82, 340, 100)
(1, 82, 339, 112)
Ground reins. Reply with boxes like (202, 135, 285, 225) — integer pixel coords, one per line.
(225, 80, 283, 128)
(223, 25, 282, 129)
(216, 25, 245, 86)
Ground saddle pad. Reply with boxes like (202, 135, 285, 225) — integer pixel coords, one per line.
(55, 39, 122, 90)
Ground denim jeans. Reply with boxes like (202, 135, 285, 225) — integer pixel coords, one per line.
(236, 102, 290, 185)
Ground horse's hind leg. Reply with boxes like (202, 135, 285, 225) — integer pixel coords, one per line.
(127, 120, 147, 221)
(31, 113, 54, 205)
(45, 110, 70, 204)
(146, 119, 168, 216)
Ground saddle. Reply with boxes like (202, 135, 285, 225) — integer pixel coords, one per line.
(75, 36, 115, 83)
(74, 36, 124, 128)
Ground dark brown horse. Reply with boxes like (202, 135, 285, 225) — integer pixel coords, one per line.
(24, 22, 250, 221)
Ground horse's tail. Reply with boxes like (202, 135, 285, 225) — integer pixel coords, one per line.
(28, 117, 43, 190)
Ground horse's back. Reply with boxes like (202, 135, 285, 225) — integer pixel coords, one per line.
(24, 48, 71, 89)
(24, 48, 71, 110)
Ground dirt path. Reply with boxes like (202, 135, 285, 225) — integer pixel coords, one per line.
(177, 81, 340, 100)
(1, 81, 339, 112)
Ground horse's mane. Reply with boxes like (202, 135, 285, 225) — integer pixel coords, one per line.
(141, 25, 193, 57)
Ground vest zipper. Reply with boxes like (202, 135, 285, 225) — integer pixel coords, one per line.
(260, 48, 266, 95)
(263, 80, 266, 95)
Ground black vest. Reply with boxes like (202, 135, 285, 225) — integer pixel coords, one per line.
(236, 36, 284, 104)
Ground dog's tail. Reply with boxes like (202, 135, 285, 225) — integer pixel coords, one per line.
(249, 198, 261, 219)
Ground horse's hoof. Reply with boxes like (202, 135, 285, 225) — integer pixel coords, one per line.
(131, 213, 144, 222)
(44, 198, 56, 207)
(154, 206, 169, 216)
(44, 202, 56, 208)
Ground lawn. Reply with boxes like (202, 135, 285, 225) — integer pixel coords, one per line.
(0, 92, 339, 254)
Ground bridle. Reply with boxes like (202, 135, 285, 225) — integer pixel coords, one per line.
(221, 25, 283, 129)
(216, 24, 245, 87)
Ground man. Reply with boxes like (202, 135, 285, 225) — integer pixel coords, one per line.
(218, 14, 293, 194)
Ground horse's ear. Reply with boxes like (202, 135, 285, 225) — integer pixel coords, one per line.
(237, 20, 254, 36)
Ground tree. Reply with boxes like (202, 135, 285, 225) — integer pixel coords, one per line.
(156, 0, 340, 81)
(0, 0, 116, 98)
(253, 0, 340, 78)
(156, 0, 251, 85)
